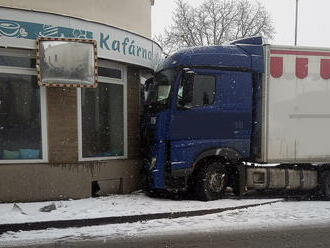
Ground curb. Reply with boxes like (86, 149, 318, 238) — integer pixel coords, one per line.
(0, 199, 284, 235)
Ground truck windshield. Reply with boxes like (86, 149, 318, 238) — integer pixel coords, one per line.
(146, 69, 177, 105)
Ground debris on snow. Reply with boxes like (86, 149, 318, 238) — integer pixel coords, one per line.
(40, 203, 56, 213)
(11, 203, 27, 215)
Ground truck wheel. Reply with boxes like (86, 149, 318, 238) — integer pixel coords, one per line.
(195, 162, 227, 201)
(321, 170, 330, 200)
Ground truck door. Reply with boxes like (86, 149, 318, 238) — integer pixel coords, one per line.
(168, 69, 253, 171)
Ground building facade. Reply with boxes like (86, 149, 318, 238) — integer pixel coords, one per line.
(0, 0, 161, 202)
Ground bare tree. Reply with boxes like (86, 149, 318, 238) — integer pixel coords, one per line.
(155, 0, 275, 55)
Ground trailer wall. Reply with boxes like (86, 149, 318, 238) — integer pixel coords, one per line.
(260, 45, 330, 163)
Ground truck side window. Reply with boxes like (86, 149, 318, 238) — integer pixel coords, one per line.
(177, 74, 216, 108)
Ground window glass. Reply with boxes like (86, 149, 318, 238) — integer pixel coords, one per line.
(0, 55, 36, 68)
(98, 67, 122, 79)
(81, 83, 124, 157)
(178, 74, 216, 108)
(0, 74, 42, 160)
(146, 69, 177, 105)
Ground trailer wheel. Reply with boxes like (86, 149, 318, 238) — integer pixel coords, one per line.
(321, 170, 330, 200)
(195, 162, 227, 201)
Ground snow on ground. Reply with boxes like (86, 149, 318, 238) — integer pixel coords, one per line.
(0, 192, 278, 225)
(0, 193, 330, 247)
(1, 201, 330, 247)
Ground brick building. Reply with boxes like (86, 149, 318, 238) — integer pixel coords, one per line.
(0, 0, 161, 202)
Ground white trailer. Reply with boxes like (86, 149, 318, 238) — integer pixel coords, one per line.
(262, 45, 330, 163)
(245, 45, 330, 197)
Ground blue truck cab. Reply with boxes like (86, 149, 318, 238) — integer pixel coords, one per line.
(141, 37, 265, 200)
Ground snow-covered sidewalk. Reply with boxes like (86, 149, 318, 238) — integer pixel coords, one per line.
(1, 193, 330, 247)
(0, 192, 278, 225)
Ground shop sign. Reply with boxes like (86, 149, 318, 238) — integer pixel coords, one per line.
(0, 7, 163, 70)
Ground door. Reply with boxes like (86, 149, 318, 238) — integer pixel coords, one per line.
(169, 69, 253, 170)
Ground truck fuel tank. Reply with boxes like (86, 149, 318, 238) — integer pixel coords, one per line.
(246, 167, 318, 191)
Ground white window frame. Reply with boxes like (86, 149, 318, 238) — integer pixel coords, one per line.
(0, 49, 48, 163)
(77, 61, 127, 161)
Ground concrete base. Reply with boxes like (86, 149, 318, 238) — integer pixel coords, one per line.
(0, 159, 143, 202)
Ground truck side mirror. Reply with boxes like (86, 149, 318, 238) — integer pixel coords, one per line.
(144, 77, 153, 92)
(181, 71, 194, 105)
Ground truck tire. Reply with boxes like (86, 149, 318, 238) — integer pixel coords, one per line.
(321, 170, 330, 200)
(195, 162, 227, 201)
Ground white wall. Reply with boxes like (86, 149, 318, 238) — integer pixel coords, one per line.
(0, 0, 153, 38)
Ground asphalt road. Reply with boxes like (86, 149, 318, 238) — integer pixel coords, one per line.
(14, 224, 330, 248)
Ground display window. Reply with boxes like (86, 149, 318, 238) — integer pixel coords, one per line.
(0, 48, 48, 163)
(77, 60, 127, 160)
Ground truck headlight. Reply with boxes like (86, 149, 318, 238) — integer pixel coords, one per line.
(150, 157, 157, 170)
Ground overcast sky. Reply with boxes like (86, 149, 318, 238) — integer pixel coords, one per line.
(152, 0, 330, 47)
